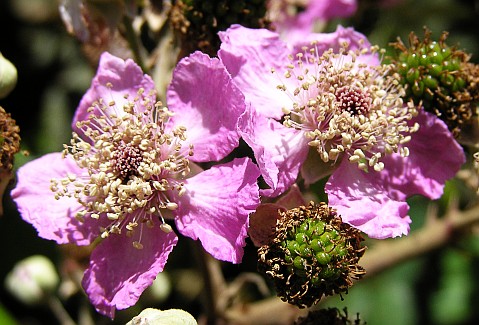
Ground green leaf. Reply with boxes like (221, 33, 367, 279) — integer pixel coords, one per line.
(0, 303, 18, 325)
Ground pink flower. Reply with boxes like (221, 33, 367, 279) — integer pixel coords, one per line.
(326, 110, 465, 238)
(218, 24, 464, 238)
(12, 52, 260, 317)
(268, 0, 358, 40)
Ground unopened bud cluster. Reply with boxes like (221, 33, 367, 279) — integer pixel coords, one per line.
(390, 29, 479, 135)
(258, 202, 365, 308)
(0, 53, 17, 99)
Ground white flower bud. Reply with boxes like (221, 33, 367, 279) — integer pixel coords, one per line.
(146, 273, 171, 303)
(126, 308, 197, 325)
(4, 255, 59, 305)
(0, 53, 18, 99)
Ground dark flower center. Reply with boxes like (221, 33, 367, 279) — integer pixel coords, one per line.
(112, 142, 143, 180)
(335, 86, 371, 115)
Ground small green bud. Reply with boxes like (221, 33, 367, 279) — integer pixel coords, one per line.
(287, 239, 300, 253)
(411, 81, 424, 97)
(316, 252, 331, 265)
(5, 255, 59, 305)
(423, 75, 438, 89)
(0, 53, 17, 99)
(310, 238, 322, 252)
(428, 63, 442, 77)
(405, 68, 419, 84)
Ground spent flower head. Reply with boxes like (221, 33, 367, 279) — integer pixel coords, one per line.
(12, 51, 260, 317)
(390, 28, 479, 136)
(258, 202, 365, 308)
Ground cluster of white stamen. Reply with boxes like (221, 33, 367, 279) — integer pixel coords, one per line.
(50, 86, 193, 248)
(277, 43, 418, 172)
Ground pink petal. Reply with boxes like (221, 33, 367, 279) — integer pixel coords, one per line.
(326, 159, 411, 239)
(11, 153, 104, 245)
(72, 52, 156, 131)
(174, 158, 260, 263)
(218, 25, 292, 119)
(82, 221, 177, 318)
(167, 51, 245, 162)
(376, 110, 465, 201)
(325, 111, 464, 239)
(238, 106, 309, 197)
(319, 0, 358, 18)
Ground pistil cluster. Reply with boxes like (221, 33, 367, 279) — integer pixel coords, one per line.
(279, 45, 418, 172)
(50, 87, 194, 248)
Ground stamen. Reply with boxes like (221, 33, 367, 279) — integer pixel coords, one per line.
(52, 88, 193, 245)
(274, 43, 417, 171)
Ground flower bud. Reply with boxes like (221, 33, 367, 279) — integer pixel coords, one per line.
(126, 308, 197, 325)
(144, 272, 171, 303)
(390, 28, 479, 136)
(5, 255, 59, 305)
(258, 202, 366, 308)
(0, 53, 18, 99)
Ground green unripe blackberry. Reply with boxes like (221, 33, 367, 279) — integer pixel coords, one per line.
(258, 202, 366, 308)
(390, 29, 479, 136)
(171, 0, 270, 57)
